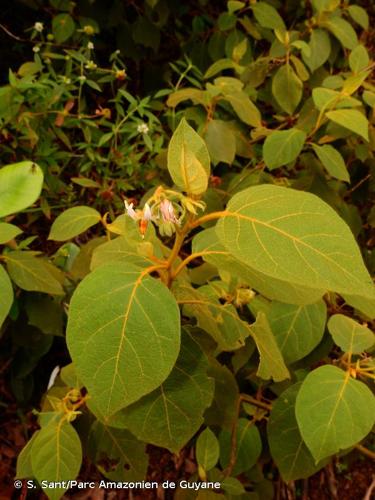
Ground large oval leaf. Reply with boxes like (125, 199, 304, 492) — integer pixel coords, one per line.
(216, 185, 374, 299)
(295, 365, 375, 462)
(66, 263, 181, 417)
(48, 206, 101, 241)
(0, 265, 13, 329)
(263, 129, 306, 169)
(167, 118, 210, 195)
(327, 314, 375, 354)
(0, 161, 43, 218)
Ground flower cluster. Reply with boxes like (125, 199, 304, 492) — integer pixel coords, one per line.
(124, 197, 181, 237)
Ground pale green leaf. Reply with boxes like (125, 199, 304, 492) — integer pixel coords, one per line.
(0, 222, 22, 244)
(250, 312, 290, 382)
(326, 109, 369, 141)
(327, 314, 375, 353)
(66, 263, 181, 417)
(0, 161, 43, 218)
(204, 59, 236, 80)
(312, 88, 361, 111)
(48, 206, 101, 241)
(167, 88, 207, 108)
(267, 300, 327, 364)
(167, 118, 210, 195)
(272, 65, 303, 114)
(91, 236, 155, 270)
(119, 330, 214, 452)
(263, 129, 306, 169)
(302, 29, 331, 73)
(31, 418, 82, 500)
(196, 428, 220, 472)
(5, 251, 64, 295)
(251, 2, 285, 30)
(323, 17, 358, 50)
(16, 432, 39, 479)
(296, 365, 375, 461)
(192, 228, 325, 305)
(343, 293, 375, 320)
(204, 120, 236, 164)
(349, 45, 369, 74)
(347, 5, 369, 30)
(268, 383, 326, 482)
(216, 184, 375, 298)
(0, 265, 13, 329)
(311, 144, 350, 182)
(225, 90, 262, 127)
(312, 0, 339, 12)
(88, 422, 148, 481)
(219, 419, 262, 475)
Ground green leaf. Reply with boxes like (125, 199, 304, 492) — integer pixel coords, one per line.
(263, 129, 306, 169)
(312, 88, 361, 111)
(250, 312, 290, 381)
(167, 88, 207, 108)
(302, 29, 331, 73)
(0, 223, 22, 244)
(327, 314, 375, 353)
(272, 65, 303, 114)
(349, 45, 369, 74)
(268, 383, 325, 482)
(326, 109, 369, 141)
(5, 251, 64, 295)
(167, 118, 210, 195)
(219, 419, 262, 475)
(311, 144, 350, 182)
(267, 300, 327, 364)
(251, 2, 286, 30)
(88, 422, 148, 481)
(192, 228, 325, 305)
(347, 5, 369, 30)
(174, 282, 251, 352)
(323, 17, 358, 50)
(343, 293, 375, 320)
(25, 296, 63, 336)
(91, 236, 155, 270)
(196, 428, 220, 472)
(0, 265, 13, 329)
(204, 120, 236, 164)
(216, 184, 375, 299)
(52, 13, 75, 43)
(204, 59, 237, 80)
(225, 91, 262, 127)
(119, 330, 214, 452)
(66, 263, 181, 417)
(16, 433, 39, 479)
(31, 418, 82, 500)
(296, 365, 375, 462)
(48, 206, 101, 241)
(0, 161, 43, 218)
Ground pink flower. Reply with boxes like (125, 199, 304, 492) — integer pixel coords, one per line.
(159, 199, 179, 224)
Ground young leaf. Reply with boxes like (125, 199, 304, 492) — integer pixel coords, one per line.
(0, 265, 13, 329)
(204, 120, 236, 164)
(5, 251, 64, 295)
(219, 419, 262, 475)
(16, 432, 39, 479)
(295, 365, 375, 462)
(250, 312, 290, 382)
(267, 299, 327, 364)
(272, 65, 303, 115)
(251, 2, 285, 30)
(196, 428, 220, 472)
(0, 161, 43, 218)
(31, 418, 82, 500)
(349, 45, 369, 73)
(311, 144, 350, 182)
(167, 118, 210, 195)
(216, 184, 375, 299)
(347, 5, 369, 30)
(119, 330, 214, 452)
(323, 17, 358, 50)
(268, 383, 326, 482)
(0, 222, 22, 244)
(192, 228, 325, 305)
(88, 422, 148, 481)
(48, 206, 101, 241)
(66, 263, 181, 417)
(327, 314, 375, 353)
(224, 90, 262, 127)
(90, 236, 155, 270)
(263, 129, 306, 169)
(325, 109, 369, 141)
(302, 29, 331, 73)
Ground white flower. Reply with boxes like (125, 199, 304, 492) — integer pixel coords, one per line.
(33, 46, 40, 53)
(124, 200, 137, 220)
(143, 202, 152, 221)
(87, 42, 94, 50)
(62, 76, 71, 84)
(78, 75, 86, 82)
(47, 365, 60, 390)
(137, 122, 149, 134)
(34, 22, 44, 33)
(85, 60, 97, 70)
(159, 199, 179, 224)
